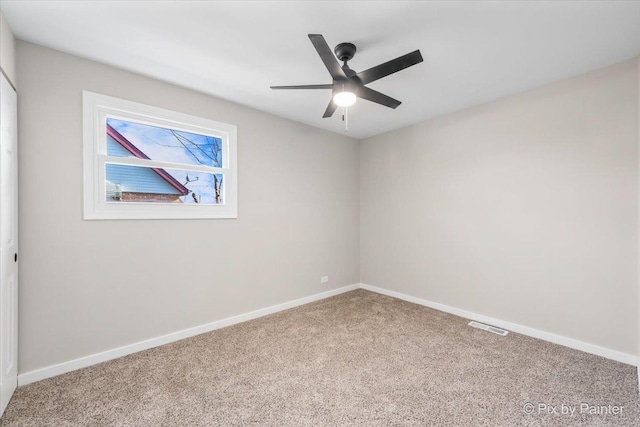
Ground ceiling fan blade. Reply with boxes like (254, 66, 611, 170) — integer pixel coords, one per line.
(308, 34, 348, 81)
(270, 84, 333, 90)
(356, 50, 423, 85)
(358, 86, 401, 109)
(323, 99, 338, 118)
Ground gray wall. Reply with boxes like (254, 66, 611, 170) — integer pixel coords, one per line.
(0, 10, 16, 87)
(360, 60, 639, 355)
(17, 41, 360, 373)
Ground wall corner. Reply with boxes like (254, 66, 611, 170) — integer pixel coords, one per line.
(0, 10, 17, 88)
(636, 55, 640, 392)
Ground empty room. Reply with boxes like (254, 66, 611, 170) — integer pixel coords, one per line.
(0, 1, 639, 426)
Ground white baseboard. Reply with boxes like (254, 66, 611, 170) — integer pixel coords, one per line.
(359, 283, 637, 366)
(18, 284, 359, 386)
(18, 282, 636, 387)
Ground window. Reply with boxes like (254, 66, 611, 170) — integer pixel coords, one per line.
(83, 91, 237, 219)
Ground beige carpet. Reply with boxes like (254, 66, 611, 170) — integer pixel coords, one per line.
(1, 289, 638, 426)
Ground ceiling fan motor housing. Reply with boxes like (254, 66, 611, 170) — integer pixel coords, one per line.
(332, 80, 359, 97)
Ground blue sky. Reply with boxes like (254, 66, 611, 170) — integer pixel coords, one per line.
(107, 118, 223, 204)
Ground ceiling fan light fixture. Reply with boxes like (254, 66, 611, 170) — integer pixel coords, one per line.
(333, 90, 357, 107)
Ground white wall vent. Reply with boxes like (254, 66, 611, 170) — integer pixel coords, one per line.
(468, 321, 509, 336)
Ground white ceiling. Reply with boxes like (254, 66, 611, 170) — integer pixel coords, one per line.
(2, 1, 640, 139)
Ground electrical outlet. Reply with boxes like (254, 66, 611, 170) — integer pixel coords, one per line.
(320, 276, 329, 284)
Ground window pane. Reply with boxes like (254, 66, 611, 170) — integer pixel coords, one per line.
(105, 163, 224, 205)
(106, 118, 223, 168)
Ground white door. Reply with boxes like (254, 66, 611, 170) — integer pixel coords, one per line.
(0, 72, 18, 416)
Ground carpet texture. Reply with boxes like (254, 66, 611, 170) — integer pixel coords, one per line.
(1, 289, 638, 426)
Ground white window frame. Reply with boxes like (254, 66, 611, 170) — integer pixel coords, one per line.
(83, 91, 237, 220)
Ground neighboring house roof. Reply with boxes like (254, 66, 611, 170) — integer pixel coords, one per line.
(106, 124, 189, 196)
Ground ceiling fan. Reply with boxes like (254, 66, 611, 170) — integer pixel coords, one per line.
(271, 34, 423, 118)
